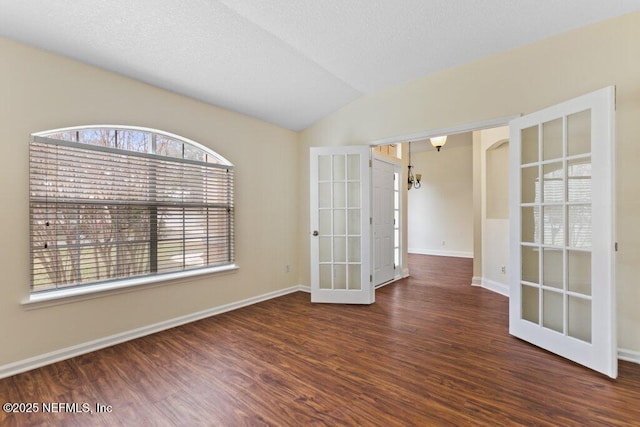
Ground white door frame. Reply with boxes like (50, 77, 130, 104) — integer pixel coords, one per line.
(372, 155, 402, 286)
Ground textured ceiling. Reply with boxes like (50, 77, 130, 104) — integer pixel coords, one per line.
(2, 0, 640, 131)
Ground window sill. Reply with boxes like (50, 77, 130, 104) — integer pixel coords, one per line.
(22, 264, 239, 309)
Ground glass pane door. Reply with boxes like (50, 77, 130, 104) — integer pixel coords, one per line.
(310, 146, 373, 304)
(509, 87, 616, 378)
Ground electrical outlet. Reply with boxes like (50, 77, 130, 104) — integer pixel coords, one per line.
(500, 266, 506, 274)
(285, 265, 291, 273)
(442, 240, 446, 246)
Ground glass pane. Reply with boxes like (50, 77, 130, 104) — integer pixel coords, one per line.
(568, 158, 591, 203)
(542, 206, 564, 246)
(543, 162, 563, 203)
(543, 290, 564, 333)
(157, 240, 183, 273)
(542, 118, 563, 160)
(79, 129, 116, 148)
(319, 264, 332, 289)
(568, 296, 592, 343)
(543, 248, 563, 289)
(319, 210, 331, 235)
(333, 237, 346, 262)
(394, 189, 399, 210)
(521, 125, 538, 164)
(521, 206, 540, 243)
(348, 265, 361, 290)
(568, 250, 591, 296)
(348, 237, 361, 262)
(521, 166, 539, 204)
(522, 284, 539, 324)
(319, 237, 331, 262)
(318, 155, 331, 181)
(183, 144, 205, 161)
(522, 246, 539, 284)
(319, 183, 332, 209)
(118, 130, 151, 153)
(185, 239, 207, 267)
(394, 248, 400, 267)
(348, 182, 360, 208)
(333, 210, 346, 235)
(156, 136, 183, 159)
(333, 155, 345, 180)
(334, 265, 347, 290)
(567, 109, 591, 157)
(347, 154, 360, 180)
(333, 183, 345, 208)
(348, 209, 360, 235)
(568, 204, 591, 249)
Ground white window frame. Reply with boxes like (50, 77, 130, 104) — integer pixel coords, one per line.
(26, 125, 237, 306)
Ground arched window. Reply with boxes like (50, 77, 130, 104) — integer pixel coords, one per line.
(29, 125, 235, 295)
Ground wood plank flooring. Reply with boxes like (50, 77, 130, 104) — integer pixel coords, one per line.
(1, 254, 640, 426)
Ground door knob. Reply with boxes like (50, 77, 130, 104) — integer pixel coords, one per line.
(312, 230, 319, 236)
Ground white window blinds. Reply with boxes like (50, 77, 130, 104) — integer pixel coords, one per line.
(29, 130, 234, 293)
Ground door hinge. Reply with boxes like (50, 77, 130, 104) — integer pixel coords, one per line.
(369, 159, 372, 167)
(370, 217, 373, 225)
(370, 274, 373, 282)
(615, 242, 618, 252)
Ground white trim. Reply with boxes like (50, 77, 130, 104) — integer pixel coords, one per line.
(618, 348, 640, 365)
(408, 248, 473, 258)
(297, 284, 311, 293)
(480, 278, 509, 297)
(471, 276, 482, 287)
(369, 115, 520, 146)
(1, 285, 305, 379)
(23, 264, 239, 309)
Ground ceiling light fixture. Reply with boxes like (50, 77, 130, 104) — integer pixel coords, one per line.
(430, 135, 447, 152)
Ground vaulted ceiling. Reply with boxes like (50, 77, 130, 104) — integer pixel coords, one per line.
(2, 1, 640, 131)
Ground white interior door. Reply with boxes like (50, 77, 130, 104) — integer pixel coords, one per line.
(310, 146, 373, 304)
(509, 87, 616, 377)
(373, 158, 396, 285)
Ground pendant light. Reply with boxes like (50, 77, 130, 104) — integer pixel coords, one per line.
(407, 141, 421, 190)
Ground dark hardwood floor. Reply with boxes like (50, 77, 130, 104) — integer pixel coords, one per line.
(2, 254, 640, 426)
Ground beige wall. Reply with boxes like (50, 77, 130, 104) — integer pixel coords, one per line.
(477, 127, 510, 290)
(407, 139, 473, 257)
(0, 37, 300, 367)
(486, 142, 509, 220)
(300, 12, 640, 353)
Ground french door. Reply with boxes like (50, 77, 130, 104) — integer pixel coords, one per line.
(310, 146, 373, 304)
(509, 87, 616, 377)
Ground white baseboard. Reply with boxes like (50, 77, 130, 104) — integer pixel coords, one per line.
(297, 284, 310, 293)
(471, 276, 482, 287)
(480, 278, 510, 297)
(408, 248, 473, 258)
(618, 348, 640, 365)
(0, 285, 307, 380)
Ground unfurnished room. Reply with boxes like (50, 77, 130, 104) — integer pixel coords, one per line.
(1, 1, 640, 425)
